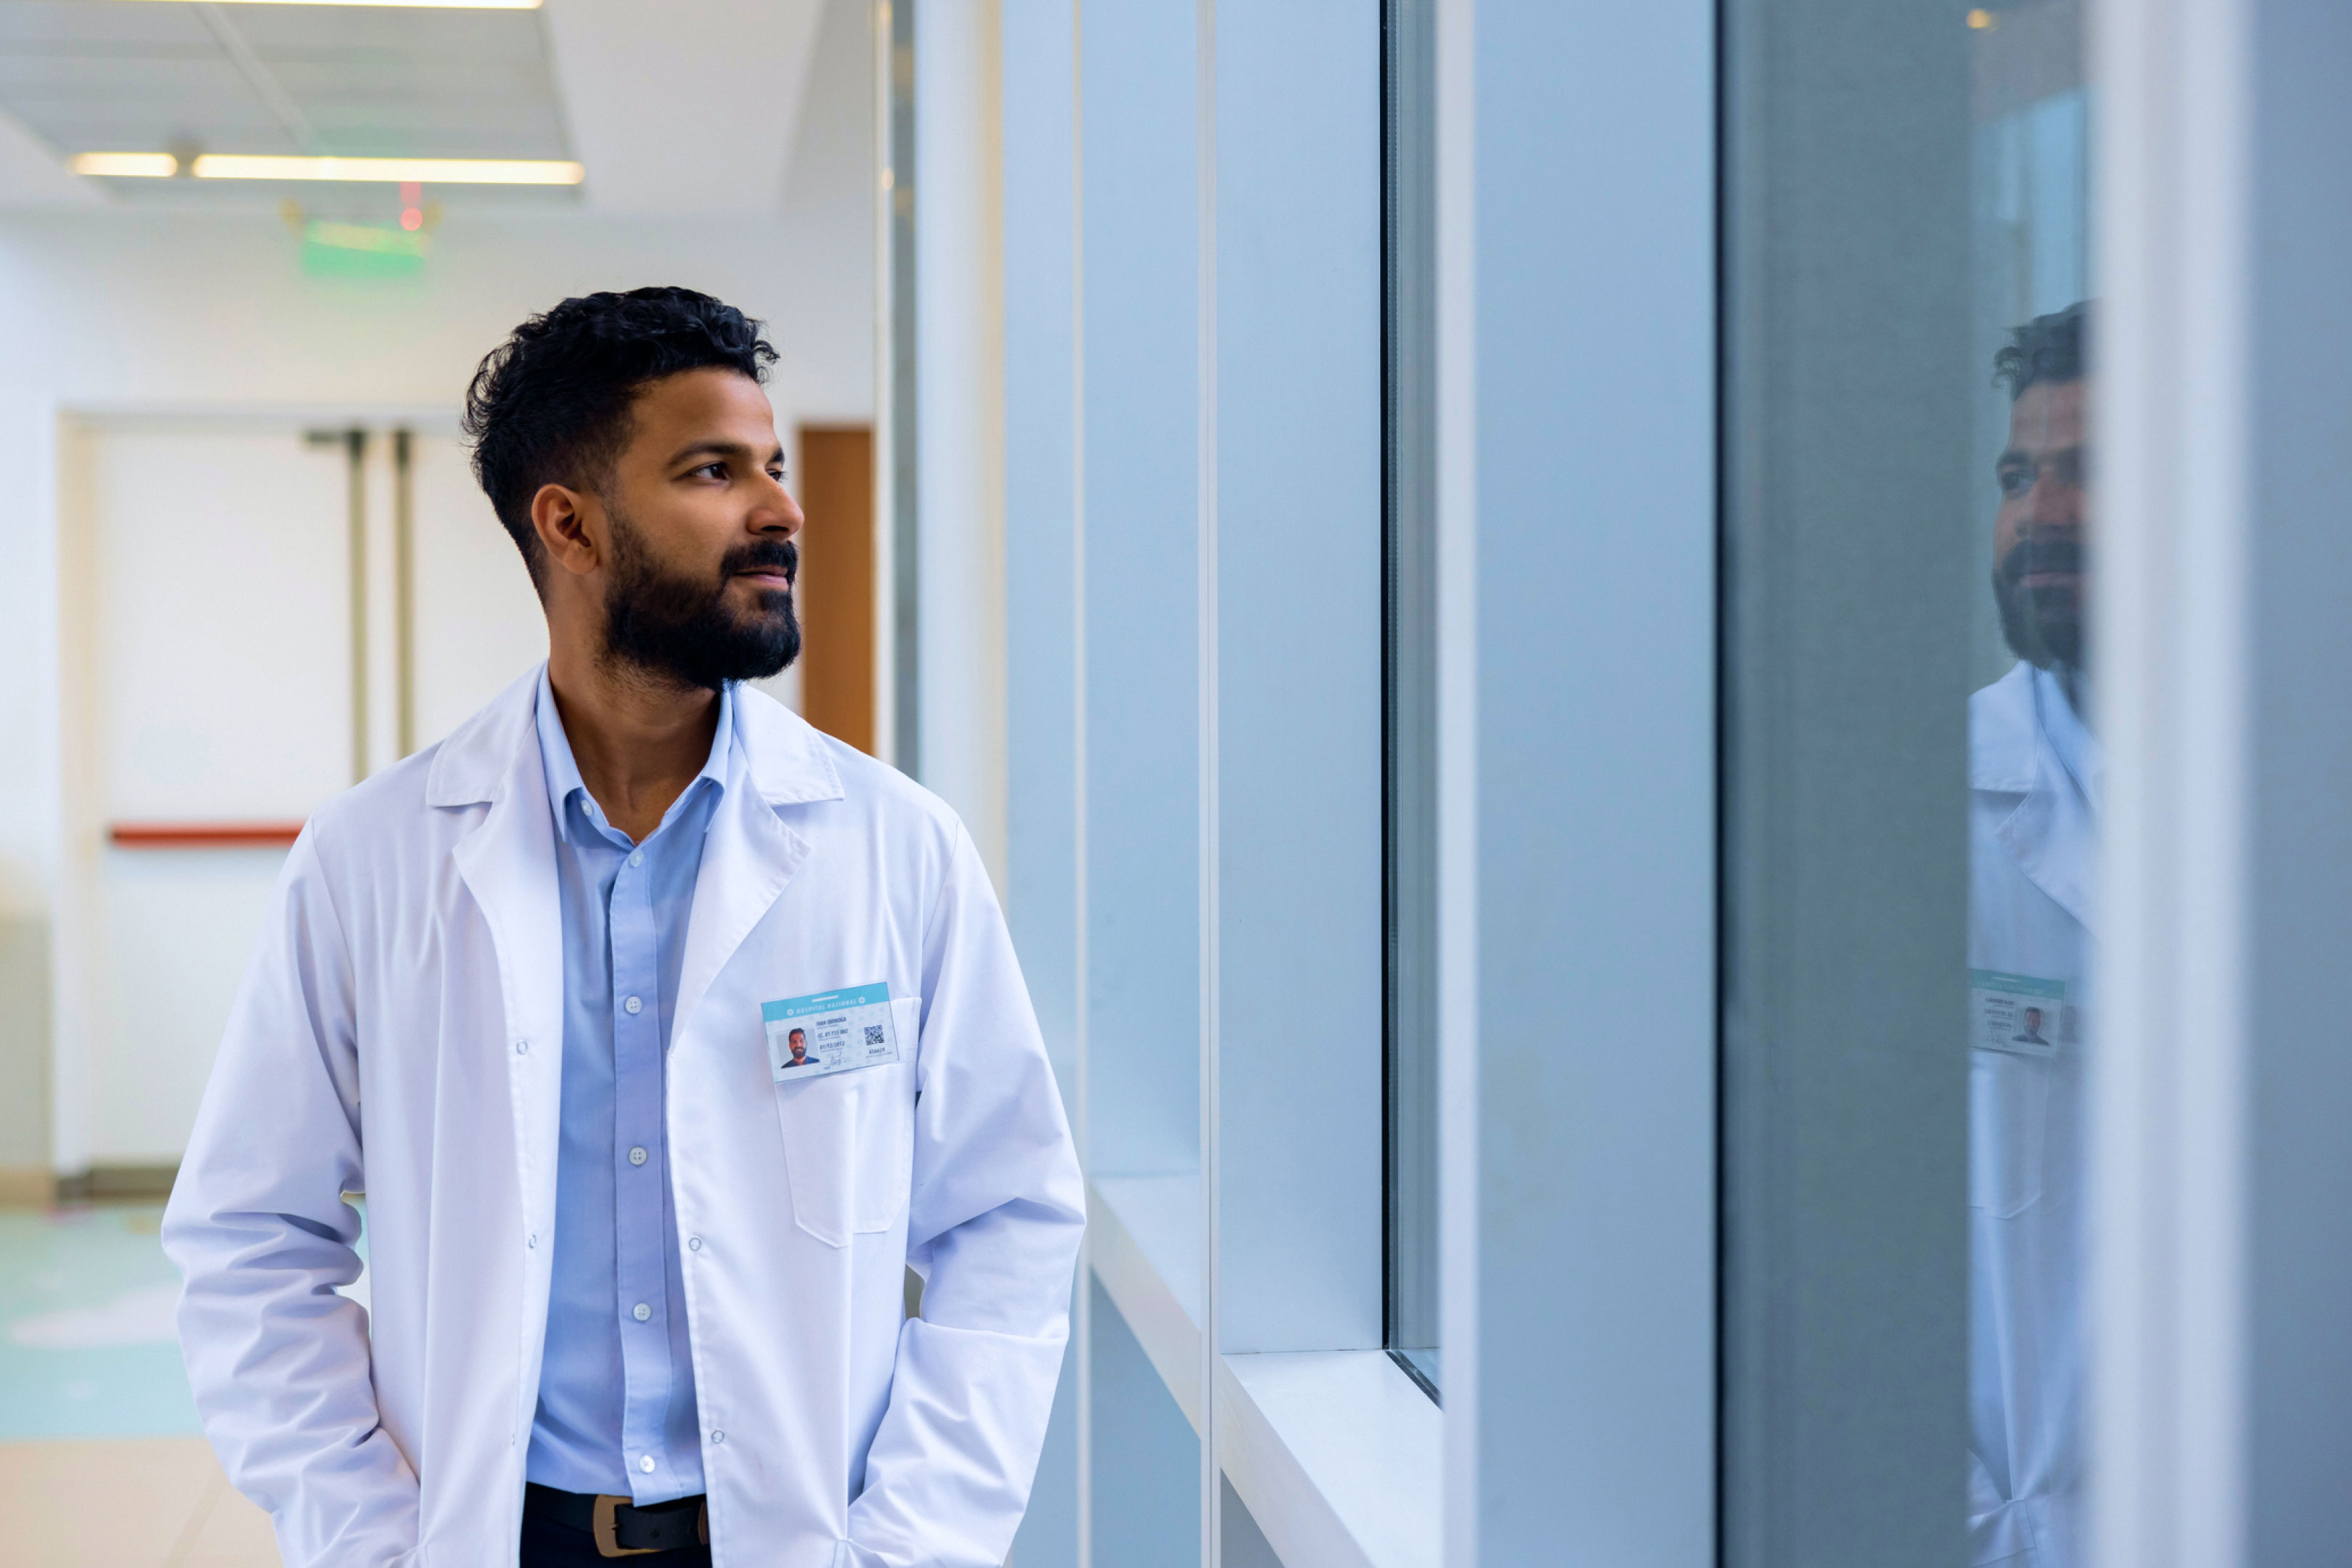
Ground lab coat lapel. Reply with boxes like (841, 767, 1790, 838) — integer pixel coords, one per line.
(1994, 672, 2096, 932)
(440, 677, 565, 1438)
(673, 720, 815, 1050)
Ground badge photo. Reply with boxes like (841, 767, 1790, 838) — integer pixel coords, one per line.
(763, 982, 902, 1081)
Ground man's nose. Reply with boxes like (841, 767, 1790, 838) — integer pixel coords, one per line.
(755, 484, 804, 536)
(2022, 473, 2081, 529)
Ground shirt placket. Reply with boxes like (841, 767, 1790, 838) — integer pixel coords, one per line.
(607, 833, 680, 1500)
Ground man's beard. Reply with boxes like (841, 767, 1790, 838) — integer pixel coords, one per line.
(600, 507, 800, 691)
(1992, 538, 2086, 674)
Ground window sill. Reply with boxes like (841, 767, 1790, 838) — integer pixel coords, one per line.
(1087, 1176, 1441, 1568)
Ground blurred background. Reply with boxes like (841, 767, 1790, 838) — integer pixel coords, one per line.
(0, 2, 875, 1561)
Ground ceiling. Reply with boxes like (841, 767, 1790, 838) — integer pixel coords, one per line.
(0, 0, 835, 216)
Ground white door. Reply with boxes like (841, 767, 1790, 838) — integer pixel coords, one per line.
(74, 424, 353, 1165)
(66, 421, 546, 1169)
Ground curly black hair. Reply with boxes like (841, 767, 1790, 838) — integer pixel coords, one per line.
(1993, 301, 2088, 403)
(462, 286, 778, 582)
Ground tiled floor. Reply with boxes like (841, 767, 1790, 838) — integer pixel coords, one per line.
(0, 1435, 277, 1568)
(3, 1205, 281, 1567)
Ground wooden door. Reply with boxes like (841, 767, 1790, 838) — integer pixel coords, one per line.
(795, 426, 875, 752)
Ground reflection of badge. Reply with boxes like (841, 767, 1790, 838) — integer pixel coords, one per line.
(762, 982, 900, 1081)
(1970, 968, 2063, 1059)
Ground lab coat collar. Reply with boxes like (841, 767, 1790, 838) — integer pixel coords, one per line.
(427, 663, 846, 812)
(1974, 660, 2098, 931)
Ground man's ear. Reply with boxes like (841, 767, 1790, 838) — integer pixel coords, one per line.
(530, 482, 603, 579)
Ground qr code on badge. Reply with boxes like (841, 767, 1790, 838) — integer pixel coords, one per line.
(865, 1025, 886, 1045)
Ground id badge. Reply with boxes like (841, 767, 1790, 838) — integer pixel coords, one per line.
(1969, 968, 2064, 1059)
(762, 982, 902, 1080)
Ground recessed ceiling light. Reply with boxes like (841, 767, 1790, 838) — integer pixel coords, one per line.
(121, 0, 542, 9)
(191, 155, 584, 185)
(71, 152, 180, 177)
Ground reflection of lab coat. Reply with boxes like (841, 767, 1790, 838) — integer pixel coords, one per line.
(161, 670, 1085, 1568)
(1968, 662, 2096, 1568)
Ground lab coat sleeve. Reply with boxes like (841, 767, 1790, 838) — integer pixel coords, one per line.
(160, 827, 421, 1568)
(844, 822, 1086, 1568)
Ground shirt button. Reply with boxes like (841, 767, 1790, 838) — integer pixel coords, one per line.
(639, 1455, 656, 1474)
(687, 1236, 702, 1251)
(629, 851, 644, 867)
(624, 995, 644, 1016)
(633, 1302, 652, 1322)
(629, 1146, 648, 1167)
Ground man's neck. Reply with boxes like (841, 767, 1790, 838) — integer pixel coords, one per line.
(547, 644, 722, 844)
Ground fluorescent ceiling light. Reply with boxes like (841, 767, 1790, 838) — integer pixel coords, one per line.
(192, 155, 583, 185)
(121, 0, 541, 9)
(73, 152, 179, 177)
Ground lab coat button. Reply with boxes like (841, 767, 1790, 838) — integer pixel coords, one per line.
(625, 996, 644, 1016)
(633, 1302, 651, 1321)
(687, 1236, 702, 1251)
(527, 1233, 536, 1249)
(629, 1146, 648, 1167)
(515, 1040, 529, 1054)
(710, 1430, 725, 1445)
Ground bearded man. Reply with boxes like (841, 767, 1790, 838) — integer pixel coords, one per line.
(1967, 301, 2094, 1568)
(165, 288, 1083, 1568)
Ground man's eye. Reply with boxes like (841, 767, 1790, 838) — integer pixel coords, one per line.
(1998, 467, 2031, 497)
(696, 462, 726, 479)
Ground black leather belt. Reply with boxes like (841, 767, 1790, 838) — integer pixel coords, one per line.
(523, 1482, 709, 1559)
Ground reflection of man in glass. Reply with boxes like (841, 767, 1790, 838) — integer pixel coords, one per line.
(782, 1026, 816, 1069)
(1968, 303, 2093, 1568)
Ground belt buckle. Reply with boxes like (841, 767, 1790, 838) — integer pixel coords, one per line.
(590, 1495, 663, 1559)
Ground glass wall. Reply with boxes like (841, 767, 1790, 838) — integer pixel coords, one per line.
(1723, 1, 2092, 1563)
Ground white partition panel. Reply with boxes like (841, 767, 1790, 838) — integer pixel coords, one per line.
(408, 430, 546, 751)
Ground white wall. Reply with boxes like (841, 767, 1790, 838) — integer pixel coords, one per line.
(0, 5, 875, 1171)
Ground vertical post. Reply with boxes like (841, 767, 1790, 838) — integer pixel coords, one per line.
(1193, 0, 1220, 1560)
(344, 428, 368, 784)
(392, 428, 415, 759)
(889, 0, 923, 777)
(1442, 1, 1716, 1564)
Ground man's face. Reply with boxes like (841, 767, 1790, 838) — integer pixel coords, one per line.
(1991, 377, 2090, 672)
(597, 367, 806, 690)
(788, 1029, 807, 1062)
(2024, 1008, 2043, 1033)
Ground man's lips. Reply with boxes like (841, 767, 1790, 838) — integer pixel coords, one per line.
(734, 568, 793, 587)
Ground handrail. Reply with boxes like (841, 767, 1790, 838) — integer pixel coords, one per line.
(107, 822, 305, 849)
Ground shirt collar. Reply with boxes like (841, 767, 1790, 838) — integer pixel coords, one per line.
(534, 665, 735, 845)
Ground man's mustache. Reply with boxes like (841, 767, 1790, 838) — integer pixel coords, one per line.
(1996, 539, 2086, 585)
(722, 539, 798, 586)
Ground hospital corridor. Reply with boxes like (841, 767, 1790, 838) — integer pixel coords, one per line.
(3, 2, 2350, 1567)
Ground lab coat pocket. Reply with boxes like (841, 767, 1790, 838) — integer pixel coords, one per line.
(777, 1059, 915, 1247)
(1968, 1049, 2049, 1217)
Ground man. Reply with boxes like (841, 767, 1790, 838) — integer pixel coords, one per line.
(1967, 302, 2093, 1568)
(783, 1027, 817, 1069)
(163, 287, 1085, 1568)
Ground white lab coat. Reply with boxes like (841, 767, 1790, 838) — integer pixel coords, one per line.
(1967, 661, 2094, 1568)
(162, 669, 1085, 1568)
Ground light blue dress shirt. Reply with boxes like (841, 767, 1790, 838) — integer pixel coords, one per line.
(526, 669, 731, 1502)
